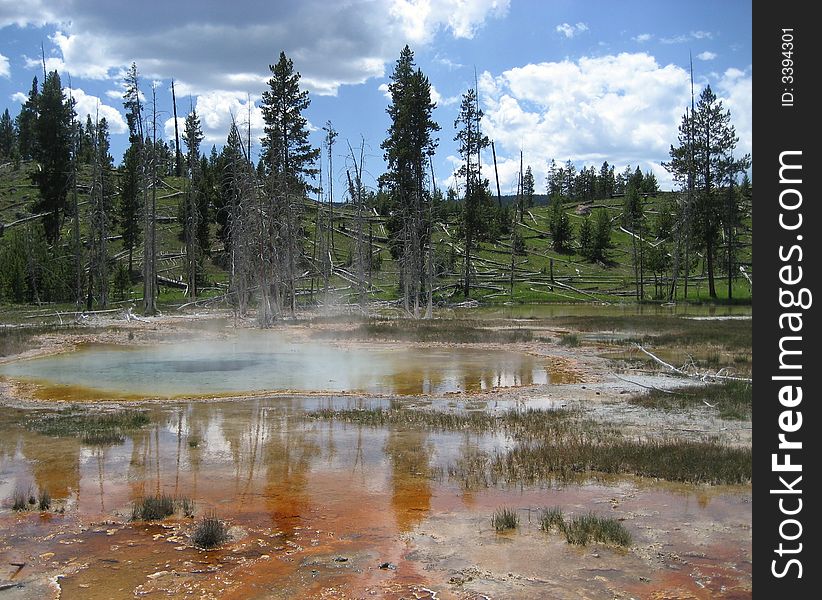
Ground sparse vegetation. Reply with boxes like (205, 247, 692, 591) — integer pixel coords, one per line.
(491, 507, 519, 531)
(179, 497, 196, 518)
(11, 487, 29, 511)
(561, 512, 631, 547)
(306, 406, 574, 440)
(552, 315, 752, 350)
(131, 494, 176, 521)
(38, 488, 51, 511)
(130, 494, 196, 521)
(314, 319, 533, 344)
(629, 380, 752, 420)
(558, 333, 580, 347)
(307, 406, 750, 485)
(25, 408, 151, 444)
(539, 507, 564, 532)
(192, 512, 229, 549)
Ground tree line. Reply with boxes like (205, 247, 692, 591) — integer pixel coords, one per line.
(0, 47, 751, 314)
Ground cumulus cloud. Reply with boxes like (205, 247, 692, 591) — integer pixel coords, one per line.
(0, 53, 9, 78)
(11, 91, 27, 103)
(556, 22, 588, 39)
(715, 66, 752, 161)
(449, 53, 701, 191)
(392, 0, 510, 42)
(164, 91, 266, 147)
(697, 51, 717, 61)
(0, 0, 62, 28)
(67, 88, 129, 134)
(8, 0, 509, 98)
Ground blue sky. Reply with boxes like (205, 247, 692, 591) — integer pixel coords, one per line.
(0, 0, 751, 195)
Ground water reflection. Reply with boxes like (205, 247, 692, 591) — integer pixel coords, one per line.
(0, 398, 751, 599)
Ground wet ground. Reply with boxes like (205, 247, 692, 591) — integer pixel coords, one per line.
(0, 309, 752, 598)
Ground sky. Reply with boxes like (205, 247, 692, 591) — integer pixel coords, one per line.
(0, 0, 752, 196)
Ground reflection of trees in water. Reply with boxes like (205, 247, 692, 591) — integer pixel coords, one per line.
(384, 428, 432, 532)
(0, 412, 21, 462)
(128, 423, 161, 499)
(262, 413, 321, 532)
(386, 364, 445, 395)
(21, 433, 81, 501)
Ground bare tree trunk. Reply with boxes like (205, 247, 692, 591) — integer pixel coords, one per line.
(172, 80, 182, 177)
(143, 85, 158, 316)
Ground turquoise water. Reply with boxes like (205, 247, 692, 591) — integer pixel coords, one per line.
(0, 331, 550, 398)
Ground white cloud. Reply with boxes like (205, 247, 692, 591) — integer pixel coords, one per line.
(715, 66, 752, 162)
(633, 33, 652, 43)
(434, 54, 465, 70)
(661, 30, 715, 44)
(10, 0, 509, 98)
(67, 88, 129, 134)
(164, 91, 265, 147)
(470, 53, 703, 191)
(556, 22, 588, 39)
(391, 0, 511, 43)
(11, 91, 27, 103)
(697, 51, 717, 61)
(0, 0, 63, 28)
(380, 81, 457, 108)
(0, 53, 9, 78)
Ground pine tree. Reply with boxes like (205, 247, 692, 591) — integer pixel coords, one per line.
(591, 208, 612, 262)
(578, 214, 593, 260)
(548, 196, 572, 252)
(665, 85, 751, 298)
(380, 45, 440, 315)
(522, 165, 535, 209)
(454, 88, 490, 298)
(31, 70, 75, 244)
(182, 109, 204, 298)
(0, 108, 16, 160)
(15, 78, 39, 160)
(88, 116, 114, 308)
(259, 51, 320, 320)
(119, 143, 142, 278)
(623, 183, 645, 300)
(598, 161, 614, 199)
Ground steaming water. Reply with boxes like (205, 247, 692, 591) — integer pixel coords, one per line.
(0, 331, 551, 398)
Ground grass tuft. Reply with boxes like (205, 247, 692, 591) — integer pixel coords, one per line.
(539, 507, 564, 532)
(558, 333, 580, 347)
(562, 512, 632, 547)
(11, 487, 29, 511)
(179, 497, 196, 518)
(38, 488, 51, 511)
(192, 512, 229, 549)
(491, 507, 519, 531)
(131, 494, 176, 521)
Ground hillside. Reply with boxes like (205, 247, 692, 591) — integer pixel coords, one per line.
(0, 159, 752, 313)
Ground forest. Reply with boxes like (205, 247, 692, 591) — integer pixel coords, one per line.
(0, 46, 752, 319)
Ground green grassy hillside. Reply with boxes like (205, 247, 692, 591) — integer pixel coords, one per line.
(0, 159, 752, 313)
